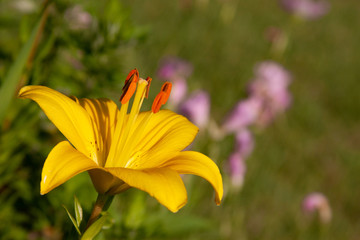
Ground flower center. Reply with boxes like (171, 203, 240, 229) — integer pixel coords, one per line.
(105, 69, 172, 168)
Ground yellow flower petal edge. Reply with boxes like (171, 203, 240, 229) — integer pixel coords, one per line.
(160, 151, 223, 205)
(41, 141, 100, 195)
(18, 86, 96, 160)
(19, 70, 223, 212)
(106, 167, 187, 212)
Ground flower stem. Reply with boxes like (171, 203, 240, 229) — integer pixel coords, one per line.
(84, 194, 114, 231)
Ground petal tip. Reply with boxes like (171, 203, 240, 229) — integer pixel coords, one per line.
(168, 198, 187, 213)
(40, 183, 48, 195)
(40, 187, 47, 195)
(18, 86, 29, 98)
(215, 188, 223, 205)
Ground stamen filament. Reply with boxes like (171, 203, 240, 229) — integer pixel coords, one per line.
(106, 69, 139, 167)
(114, 79, 148, 167)
(145, 77, 152, 98)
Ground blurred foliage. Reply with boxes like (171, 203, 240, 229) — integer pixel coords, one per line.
(0, 0, 147, 239)
(1, 0, 360, 239)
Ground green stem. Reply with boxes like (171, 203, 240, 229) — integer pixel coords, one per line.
(84, 194, 114, 231)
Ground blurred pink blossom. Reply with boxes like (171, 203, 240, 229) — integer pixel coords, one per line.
(249, 61, 292, 126)
(222, 97, 261, 133)
(303, 192, 332, 223)
(228, 152, 246, 189)
(280, 0, 330, 20)
(251, 61, 291, 95)
(256, 90, 292, 127)
(179, 90, 210, 129)
(168, 77, 188, 106)
(157, 56, 193, 81)
(235, 129, 254, 158)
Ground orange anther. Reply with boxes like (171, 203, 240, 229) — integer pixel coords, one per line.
(120, 69, 139, 104)
(124, 69, 139, 86)
(151, 92, 164, 113)
(160, 82, 172, 104)
(151, 82, 172, 113)
(145, 77, 152, 98)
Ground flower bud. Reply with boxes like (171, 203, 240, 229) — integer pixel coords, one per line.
(303, 192, 332, 223)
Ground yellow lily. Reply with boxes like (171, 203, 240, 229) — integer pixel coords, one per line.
(18, 69, 223, 212)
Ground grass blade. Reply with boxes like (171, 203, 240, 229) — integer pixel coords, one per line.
(74, 195, 83, 227)
(0, 5, 49, 126)
(62, 204, 82, 235)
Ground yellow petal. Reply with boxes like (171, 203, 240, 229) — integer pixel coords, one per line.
(160, 151, 223, 205)
(76, 98, 119, 166)
(41, 141, 100, 195)
(124, 110, 199, 169)
(18, 86, 96, 157)
(106, 167, 187, 212)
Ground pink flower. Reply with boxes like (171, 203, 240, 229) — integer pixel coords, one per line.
(251, 61, 291, 96)
(303, 192, 332, 223)
(235, 129, 254, 158)
(168, 77, 188, 107)
(248, 61, 292, 126)
(256, 89, 292, 127)
(179, 90, 210, 129)
(157, 56, 193, 81)
(280, 0, 330, 20)
(222, 97, 261, 133)
(228, 152, 246, 189)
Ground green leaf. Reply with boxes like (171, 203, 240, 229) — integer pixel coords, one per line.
(62, 204, 81, 235)
(74, 195, 83, 228)
(0, 7, 48, 126)
(81, 212, 110, 240)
